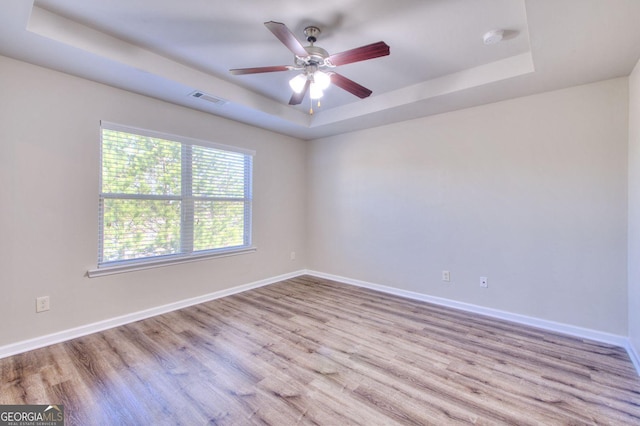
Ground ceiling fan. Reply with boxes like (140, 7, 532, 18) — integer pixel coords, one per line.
(230, 21, 390, 112)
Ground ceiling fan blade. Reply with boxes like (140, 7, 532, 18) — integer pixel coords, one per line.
(328, 41, 390, 66)
(229, 65, 291, 75)
(330, 73, 373, 98)
(264, 21, 309, 58)
(289, 80, 310, 105)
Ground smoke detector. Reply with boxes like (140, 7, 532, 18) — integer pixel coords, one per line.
(483, 29, 504, 45)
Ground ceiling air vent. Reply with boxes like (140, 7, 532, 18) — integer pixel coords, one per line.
(189, 91, 228, 106)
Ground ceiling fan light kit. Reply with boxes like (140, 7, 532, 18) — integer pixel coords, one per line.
(289, 73, 308, 93)
(230, 21, 390, 113)
(290, 69, 331, 99)
(312, 70, 331, 90)
(309, 82, 324, 100)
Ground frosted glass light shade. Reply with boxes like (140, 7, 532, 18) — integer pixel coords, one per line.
(314, 71, 331, 90)
(310, 83, 324, 99)
(289, 74, 307, 93)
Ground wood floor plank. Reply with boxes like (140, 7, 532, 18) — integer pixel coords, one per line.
(1, 275, 640, 425)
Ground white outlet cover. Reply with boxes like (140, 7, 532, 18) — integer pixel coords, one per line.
(36, 296, 50, 312)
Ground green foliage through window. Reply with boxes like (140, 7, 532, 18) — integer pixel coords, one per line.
(99, 123, 253, 266)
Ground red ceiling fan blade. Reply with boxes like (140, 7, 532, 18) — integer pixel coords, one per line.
(330, 73, 373, 98)
(289, 80, 310, 105)
(229, 65, 291, 75)
(264, 21, 309, 58)
(328, 41, 390, 66)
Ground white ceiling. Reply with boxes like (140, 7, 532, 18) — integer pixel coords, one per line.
(1, 0, 639, 140)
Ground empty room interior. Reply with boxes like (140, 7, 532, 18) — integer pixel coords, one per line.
(2, 0, 640, 424)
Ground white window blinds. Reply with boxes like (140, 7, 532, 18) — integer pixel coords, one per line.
(98, 122, 253, 268)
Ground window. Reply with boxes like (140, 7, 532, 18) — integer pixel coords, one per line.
(97, 122, 253, 271)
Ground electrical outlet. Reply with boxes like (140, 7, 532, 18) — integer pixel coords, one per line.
(480, 277, 488, 288)
(442, 270, 450, 282)
(36, 296, 50, 313)
(290, 251, 296, 261)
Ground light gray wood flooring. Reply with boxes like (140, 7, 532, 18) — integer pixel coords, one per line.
(1, 275, 639, 425)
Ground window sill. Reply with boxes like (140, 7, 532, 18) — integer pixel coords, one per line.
(87, 246, 257, 278)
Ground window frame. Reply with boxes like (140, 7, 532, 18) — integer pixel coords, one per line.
(89, 121, 255, 277)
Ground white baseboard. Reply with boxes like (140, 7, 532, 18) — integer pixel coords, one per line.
(3, 268, 639, 377)
(304, 270, 639, 374)
(627, 340, 640, 374)
(0, 270, 305, 360)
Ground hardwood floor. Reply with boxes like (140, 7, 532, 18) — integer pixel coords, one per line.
(1, 275, 639, 425)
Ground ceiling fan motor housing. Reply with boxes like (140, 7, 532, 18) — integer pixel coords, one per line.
(293, 26, 332, 69)
(297, 45, 331, 67)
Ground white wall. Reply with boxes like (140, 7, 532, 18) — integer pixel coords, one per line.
(629, 59, 640, 356)
(0, 52, 633, 350)
(0, 56, 307, 347)
(308, 78, 629, 335)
